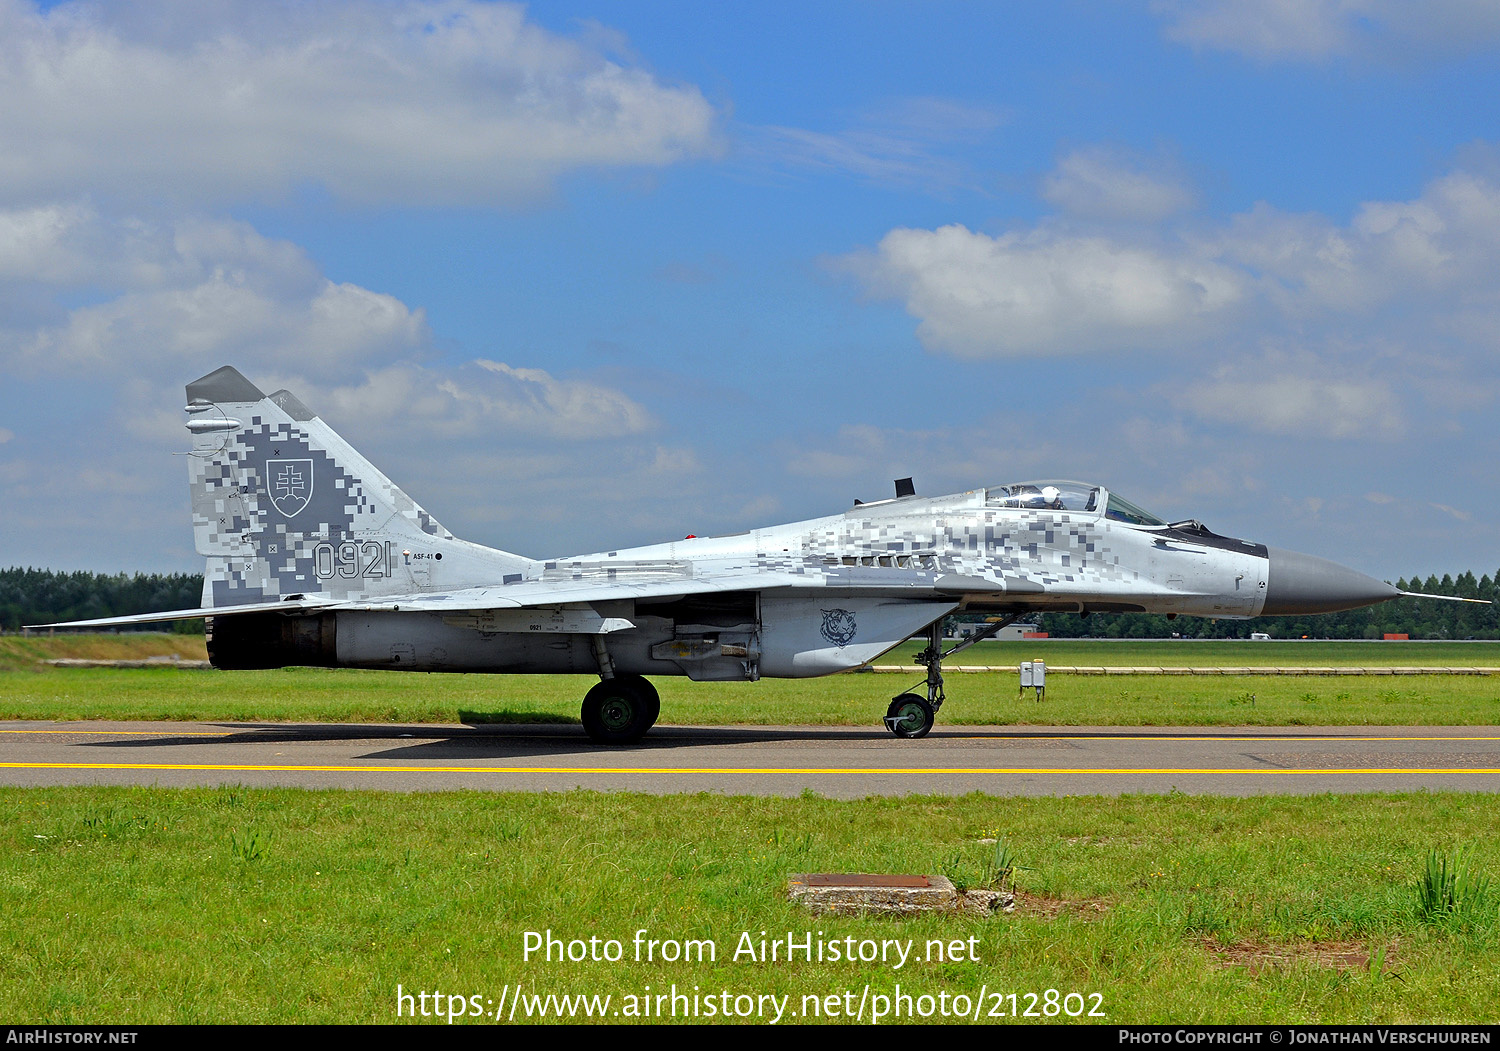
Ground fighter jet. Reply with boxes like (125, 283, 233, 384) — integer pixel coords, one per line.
(40, 365, 1466, 742)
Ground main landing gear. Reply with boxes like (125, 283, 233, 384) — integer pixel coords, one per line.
(581, 673, 660, 744)
(582, 636, 660, 744)
(883, 614, 1026, 739)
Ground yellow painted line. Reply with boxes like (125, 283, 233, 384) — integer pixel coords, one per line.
(6, 727, 1500, 743)
(957, 734, 1500, 742)
(869, 666, 1500, 674)
(0, 728, 232, 737)
(2, 762, 1499, 775)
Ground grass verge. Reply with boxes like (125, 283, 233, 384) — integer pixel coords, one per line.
(3, 664, 1500, 725)
(885, 638, 1500, 667)
(0, 633, 206, 672)
(5, 635, 1500, 726)
(4, 787, 1499, 1024)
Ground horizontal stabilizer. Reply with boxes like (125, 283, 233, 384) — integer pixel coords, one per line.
(28, 598, 338, 629)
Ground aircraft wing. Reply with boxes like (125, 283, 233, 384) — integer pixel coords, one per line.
(292, 565, 1061, 614)
(346, 568, 972, 611)
(30, 568, 1049, 630)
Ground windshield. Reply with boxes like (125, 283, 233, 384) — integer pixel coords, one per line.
(1104, 492, 1166, 526)
(985, 481, 1099, 513)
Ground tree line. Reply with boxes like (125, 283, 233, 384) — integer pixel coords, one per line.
(3, 566, 1498, 639)
(0, 568, 204, 633)
(1028, 572, 1500, 640)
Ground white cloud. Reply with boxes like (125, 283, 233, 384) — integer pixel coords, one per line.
(28, 278, 425, 378)
(1154, 0, 1366, 60)
(0, 203, 318, 290)
(1432, 502, 1475, 522)
(749, 97, 1006, 193)
(843, 159, 1500, 360)
(0, 203, 97, 283)
(1172, 368, 1404, 439)
(1222, 172, 1500, 311)
(781, 420, 1071, 501)
(844, 222, 1245, 355)
(1, 210, 424, 378)
(786, 424, 895, 478)
(0, 0, 718, 207)
(1041, 146, 1197, 221)
(314, 360, 654, 441)
(646, 445, 701, 475)
(0, 204, 657, 448)
(1154, 0, 1500, 62)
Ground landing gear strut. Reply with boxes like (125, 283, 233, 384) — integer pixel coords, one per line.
(883, 613, 1026, 738)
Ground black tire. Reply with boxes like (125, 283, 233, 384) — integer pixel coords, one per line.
(612, 673, 660, 728)
(885, 693, 935, 739)
(581, 677, 655, 744)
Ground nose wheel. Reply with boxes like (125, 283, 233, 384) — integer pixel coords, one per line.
(885, 694, 935, 738)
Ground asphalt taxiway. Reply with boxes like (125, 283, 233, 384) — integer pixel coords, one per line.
(2, 721, 1499, 797)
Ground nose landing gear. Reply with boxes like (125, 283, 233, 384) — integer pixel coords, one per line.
(883, 613, 1026, 738)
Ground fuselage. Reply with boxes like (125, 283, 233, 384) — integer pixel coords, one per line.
(546, 481, 1272, 619)
(229, 481, 1269, 677)
(205, 477, 1397, 681)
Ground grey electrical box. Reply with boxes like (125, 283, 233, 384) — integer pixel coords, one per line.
(1019, 659, 1046, 700)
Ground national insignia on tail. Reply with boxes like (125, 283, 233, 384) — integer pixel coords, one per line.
(820, 608, 857, 647)
(267, 458, 314, 518)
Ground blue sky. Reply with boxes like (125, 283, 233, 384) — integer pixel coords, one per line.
(3, 0, 1500, 580)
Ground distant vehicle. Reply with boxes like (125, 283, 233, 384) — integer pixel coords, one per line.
(38, 366, 1483, 742)
(1250, 632, 1271, 641)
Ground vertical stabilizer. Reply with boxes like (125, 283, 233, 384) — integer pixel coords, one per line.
(185, 365, 529, 607)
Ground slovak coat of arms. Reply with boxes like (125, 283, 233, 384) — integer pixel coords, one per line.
(266, 459, 314, 518)
(820, 608, 857, 647)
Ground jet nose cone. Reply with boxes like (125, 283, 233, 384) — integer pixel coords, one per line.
(1261, 547, 1399, 616)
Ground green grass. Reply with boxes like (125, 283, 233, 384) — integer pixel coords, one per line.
(3, 787, 1499, 1024)
(4, 634, 1500, 726)
(10, 634, 1500, 676)
(1415, 849, 1495, 931)
(4, 665, 1500, 726)
(888, 638, 1500, 667)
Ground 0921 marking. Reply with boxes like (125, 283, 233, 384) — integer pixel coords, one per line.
(313, 540, 393, 580)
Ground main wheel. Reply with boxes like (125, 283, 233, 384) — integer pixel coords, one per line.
(611, 673, 660, 727)
(581, 677, 655, 744)
(885, 693, 935, 739)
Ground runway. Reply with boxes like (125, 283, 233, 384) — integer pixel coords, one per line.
(2, 721, 1500, 797)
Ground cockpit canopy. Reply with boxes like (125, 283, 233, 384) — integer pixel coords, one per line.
(986, 480, 1097, 512)
(984, 480, 1166, 527)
